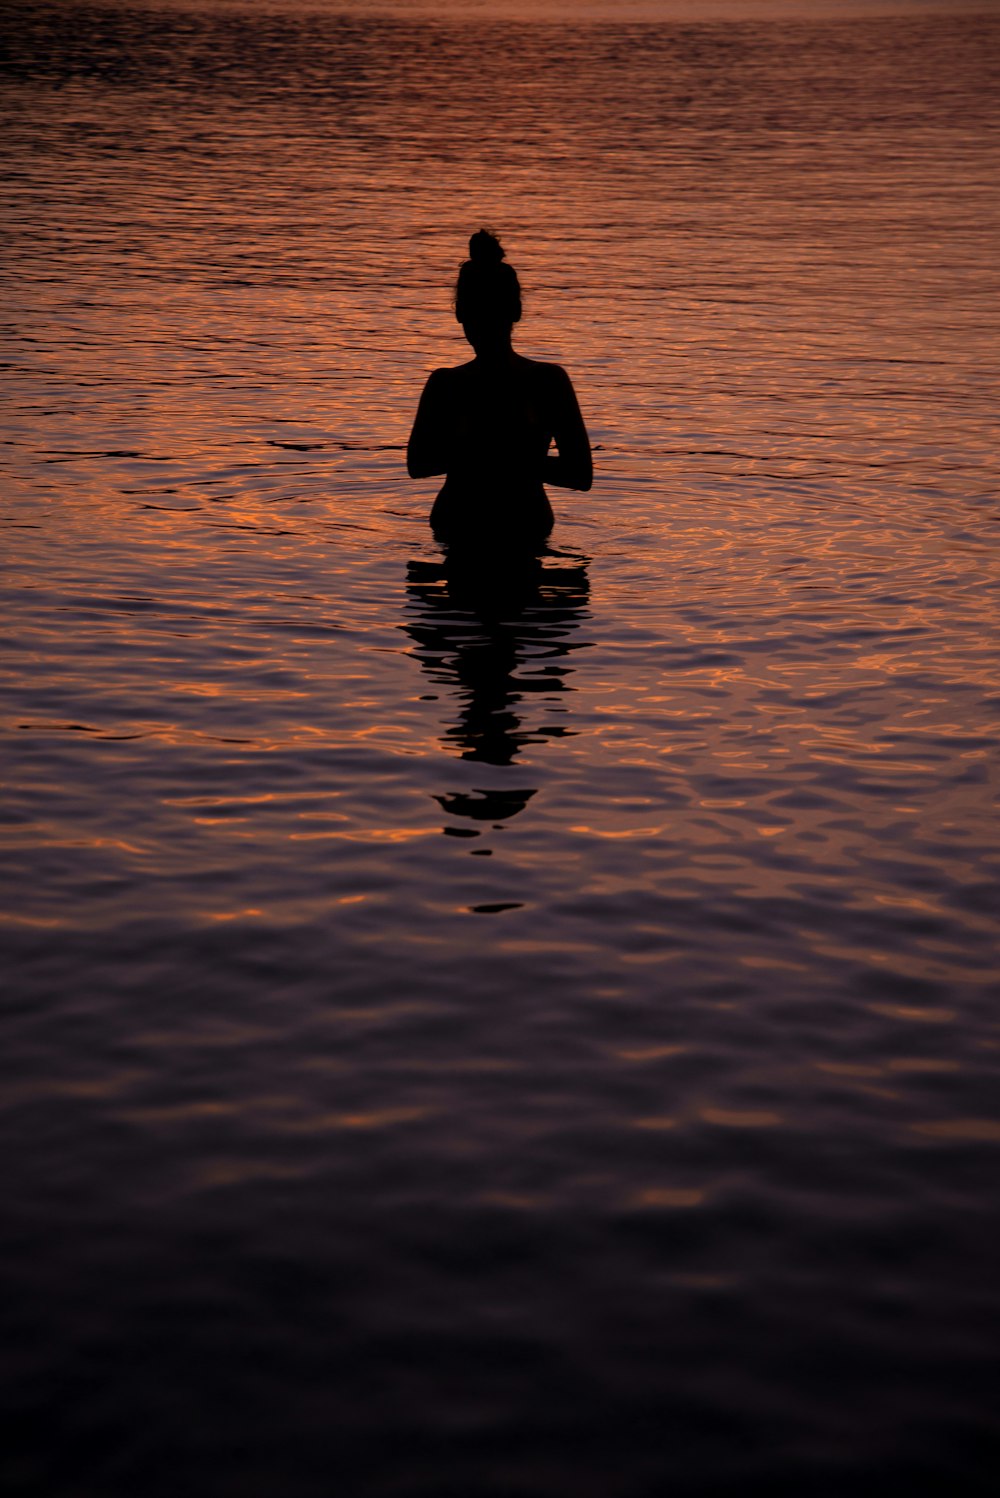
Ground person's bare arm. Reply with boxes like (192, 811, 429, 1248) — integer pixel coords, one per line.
(407, 371, 451, 479)
(542, 366, 593, 491)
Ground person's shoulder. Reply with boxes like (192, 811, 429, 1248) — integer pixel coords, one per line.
(425, 360, 474, 385)
(519, 356, 573, 384)
(518, 355, 564, 373)
(420, 364, 468, 402)
(521, 358, 578, 401)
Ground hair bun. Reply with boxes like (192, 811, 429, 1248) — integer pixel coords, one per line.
(469, 229, 506, 265)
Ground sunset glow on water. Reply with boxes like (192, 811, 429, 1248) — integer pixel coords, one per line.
(2, 1, 999, 1493)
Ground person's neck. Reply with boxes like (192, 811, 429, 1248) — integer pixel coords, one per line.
(473, 339, 515, 368)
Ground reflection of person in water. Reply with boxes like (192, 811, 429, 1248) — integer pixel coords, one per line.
(407, 229, 593, 546)
(405, 549, 591, 772)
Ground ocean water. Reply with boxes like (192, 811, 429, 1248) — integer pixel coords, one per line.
(2, 2, 999, 1494)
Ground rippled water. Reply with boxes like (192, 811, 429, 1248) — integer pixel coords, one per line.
(3, 2, 999, 1494)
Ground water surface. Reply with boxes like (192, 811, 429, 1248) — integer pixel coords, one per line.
(2, 2, 999, 1493)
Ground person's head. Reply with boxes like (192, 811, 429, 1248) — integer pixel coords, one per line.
(455, 229, 522, 356)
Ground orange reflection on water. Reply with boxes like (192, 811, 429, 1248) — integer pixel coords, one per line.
(631, 1188, 707, 1210)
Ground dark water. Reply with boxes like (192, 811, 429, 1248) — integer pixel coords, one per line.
(2, 2, 999, 1493)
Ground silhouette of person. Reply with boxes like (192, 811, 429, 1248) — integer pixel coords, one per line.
(407, 230, 592, 548)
